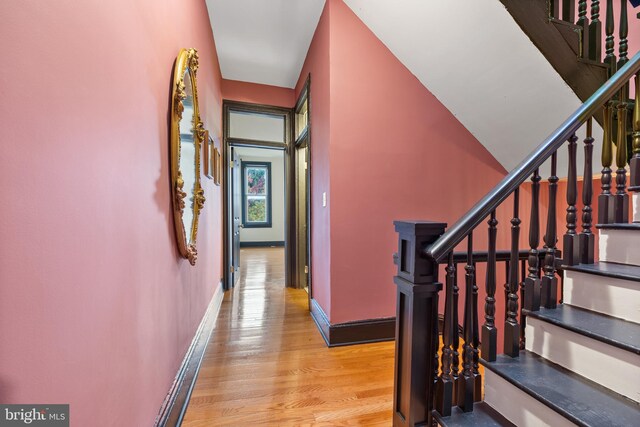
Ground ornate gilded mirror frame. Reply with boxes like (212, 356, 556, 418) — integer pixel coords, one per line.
(170, 48, 206, 265)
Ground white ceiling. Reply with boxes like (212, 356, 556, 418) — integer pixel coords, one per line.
(205, 0, 326, 88)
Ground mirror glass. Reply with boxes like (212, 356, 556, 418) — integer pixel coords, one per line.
(179, 69, 196, 243)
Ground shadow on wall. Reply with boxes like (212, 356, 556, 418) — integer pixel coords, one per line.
(155, 67, 179, 259)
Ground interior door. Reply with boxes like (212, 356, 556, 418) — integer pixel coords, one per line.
(231, 147, 242, 287)
(295, 144, 310, 291)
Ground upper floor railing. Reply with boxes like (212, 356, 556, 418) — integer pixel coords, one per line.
(551, 0, 638, 73)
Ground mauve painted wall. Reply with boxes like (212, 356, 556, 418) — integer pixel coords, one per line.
(222, 79, 295, 108)
(328, 0, 509, 323)
(0, 1, 222, 425)
(295, 2, 333, 317)
(293, 0, 509, 324)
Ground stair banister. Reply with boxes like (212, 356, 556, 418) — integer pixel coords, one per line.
(393, 52, 640, 427)
(425, 52, 640, 264)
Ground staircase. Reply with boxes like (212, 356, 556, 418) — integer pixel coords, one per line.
(390, 49, 640, 427)
(473, 227, 640, 426)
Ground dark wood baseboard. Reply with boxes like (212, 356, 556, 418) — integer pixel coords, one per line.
(309, 298, 395, 347)
(154, 285, 223, 427)
(240, 241, 285, 248)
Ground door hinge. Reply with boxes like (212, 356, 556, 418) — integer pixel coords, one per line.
(304, 265, 308, 274)
(230, 265, 234, 273)
(230, 160, 234, 168)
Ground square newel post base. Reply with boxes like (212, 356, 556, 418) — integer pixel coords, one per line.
(392, 220, 446, 427)
(393, 277, 441, 427)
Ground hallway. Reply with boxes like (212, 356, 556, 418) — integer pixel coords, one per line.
(181, 248, 395, 426)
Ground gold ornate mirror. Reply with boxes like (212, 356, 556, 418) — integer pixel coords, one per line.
(170, 48, 205, 265)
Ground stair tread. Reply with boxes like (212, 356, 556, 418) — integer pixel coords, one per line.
(525, 305, 640, 354)
(432, 402, 515, 427)
(563, 261, 640, 282)
(481, 352, 640, 426)
(597, 223, 640, 230)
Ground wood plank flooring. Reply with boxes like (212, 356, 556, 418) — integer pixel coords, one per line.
(182, 248, 395, 426)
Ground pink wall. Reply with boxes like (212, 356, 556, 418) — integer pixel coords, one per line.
(222, 79, 295, 108)
(294, 0, 508, 324)
(328, 0, 508, 323)
(295, 2, 333, 317)
(0, 1, 222, 425)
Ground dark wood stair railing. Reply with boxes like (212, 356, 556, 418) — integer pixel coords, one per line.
(392, 52, 640, 427)
(392, 247, 551, 424)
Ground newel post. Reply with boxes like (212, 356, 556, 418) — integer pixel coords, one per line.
(392, 221, 446, 427)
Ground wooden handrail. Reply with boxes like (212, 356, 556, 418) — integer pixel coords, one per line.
(425, 52, 640, 263)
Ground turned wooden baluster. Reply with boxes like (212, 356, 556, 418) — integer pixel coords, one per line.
(434, 309, 440, 390)
(542, 152, 559, 309)
(435, 254, 455, 416)
(524, 170, 541, 312)
(481, 211, 498, 363)
(504, 189, 521, 358)
(599, 102, 615, 223)
(589, 0, 602, 61)
(614, 88, 630, 223)
(605, 0, 617, 75)
(472, 260, 481, 401)
(519, 258, 527, 350)
(504, 261, 510, 320)
(564, 134, 580, 265)
(581, 119, 595, 264)
(630, 73, 640, 195)
(578, 0, 591, 58)
(458, 234, 476, 412)
(619, 0, 629, 69)
(451, 262, 460, 404)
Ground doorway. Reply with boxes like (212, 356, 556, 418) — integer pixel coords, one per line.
(223, 90, 311, 294)
(295, 144, 309, 292)
(223, 101, 291, 290)
(293, 77, 311, 296)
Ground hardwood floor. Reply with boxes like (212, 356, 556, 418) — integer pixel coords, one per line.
(182, 248, 395, 426)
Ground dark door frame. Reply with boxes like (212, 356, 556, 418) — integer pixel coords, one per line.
(292, 76, 312, 303)
(222, 100, 293, 290)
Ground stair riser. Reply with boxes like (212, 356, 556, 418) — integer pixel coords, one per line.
(484, 370, 575, 427)
(563, 270, 640, 323)
(634, 193, 639, 223)
(525, 318, 640, 403)
(599, 229, 640, 266)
